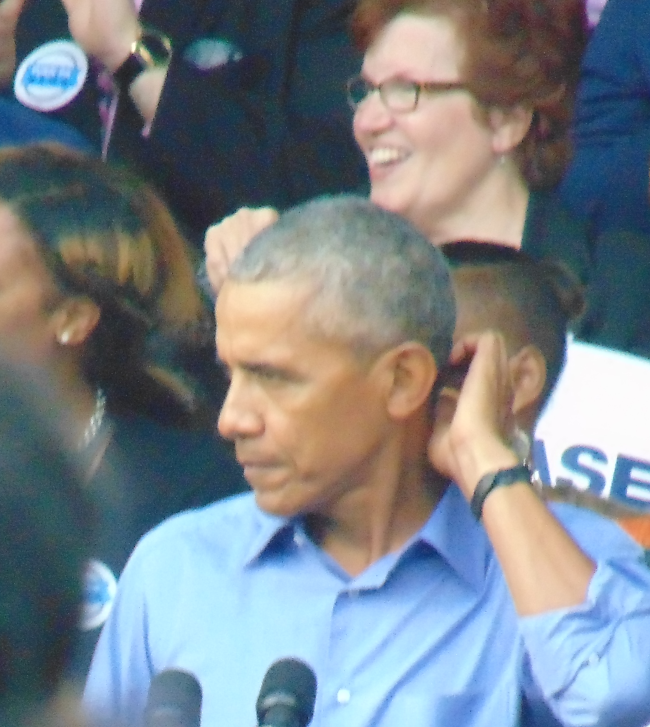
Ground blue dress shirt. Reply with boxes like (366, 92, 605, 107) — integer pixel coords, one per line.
(84, 487, 650, 727)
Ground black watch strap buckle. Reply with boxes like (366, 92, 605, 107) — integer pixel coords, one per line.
(470, 464, 532, 521)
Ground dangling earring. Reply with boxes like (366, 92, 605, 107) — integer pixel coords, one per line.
(58, 330, 71, 345)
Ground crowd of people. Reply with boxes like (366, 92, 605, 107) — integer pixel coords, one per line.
(0, 0, 650, 725)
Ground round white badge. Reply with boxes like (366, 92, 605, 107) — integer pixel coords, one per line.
(80, 558, 118, 632)
(14, 40, 88, 112)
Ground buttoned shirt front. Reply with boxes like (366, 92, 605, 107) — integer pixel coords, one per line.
(84, 486, 650, 727)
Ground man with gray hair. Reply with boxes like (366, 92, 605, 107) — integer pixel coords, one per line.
(85, 196, 650, 727)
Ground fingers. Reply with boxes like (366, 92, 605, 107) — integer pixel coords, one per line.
(447, 330, 515, 438)
(0, 0, 25, 86)
(0, 0, 26, 40)
(0, 0, 26, 21)
(448, 330, 506, 367)
(204, 206, 279, 296)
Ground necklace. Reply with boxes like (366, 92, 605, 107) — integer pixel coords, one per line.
(79, 388, 107, 450)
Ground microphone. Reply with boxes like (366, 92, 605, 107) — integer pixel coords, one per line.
(256, 658, 317, 727)
(144, 669, 202, 727)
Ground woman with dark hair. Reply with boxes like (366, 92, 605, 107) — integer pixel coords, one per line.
(0, 143, 212, 426)
(0, 143, 247, 676)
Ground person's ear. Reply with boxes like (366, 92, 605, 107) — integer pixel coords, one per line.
(374, 342, 438, 421)
(51, 297, 101, 346)
(509, 344, 546, 419)
(488, 105, 533, 156)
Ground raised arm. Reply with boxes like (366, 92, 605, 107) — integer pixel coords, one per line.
(428, 331, 595, 615)
(428, 330, 650, 726)
(60, 0, 367, 239)
(0, 0, 26, 87)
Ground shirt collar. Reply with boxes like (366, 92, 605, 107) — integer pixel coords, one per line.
(243, 485, 491, 592)
(417, 484, 491, 592)
(244, 507, 296, 566)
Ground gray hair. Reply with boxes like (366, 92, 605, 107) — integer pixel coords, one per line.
(228, 195, 456, 365)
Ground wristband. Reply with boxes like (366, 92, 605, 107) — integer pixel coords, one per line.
(470, 464, 532, 521)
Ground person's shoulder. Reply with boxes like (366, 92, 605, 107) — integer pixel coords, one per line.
(526, 188, 588, 241)
(595, 0, 650, 30)
(549, 501, 644, 562)
(524, 187, 591, 280)
(110, 414, 247, 494)
(0, 99, 95, 152)
(130, 492, 259, 569)
(142, 490, 256, 542)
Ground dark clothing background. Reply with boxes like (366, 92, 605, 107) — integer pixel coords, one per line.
(522, 189, 650, 359)
(71, 412, 248, 680)
(13, 0, 367, 243)
(0, 97, 96, 151)
(560, 0, 650, 238)
(10, 0, 103, 149)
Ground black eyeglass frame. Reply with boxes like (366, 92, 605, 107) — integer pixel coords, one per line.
(346, 75, 470, 113)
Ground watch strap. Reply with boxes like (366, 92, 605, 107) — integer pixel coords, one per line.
(113, 53, 147, 91)
(112, 27, 172, 92)
(470, 464, 532, 521)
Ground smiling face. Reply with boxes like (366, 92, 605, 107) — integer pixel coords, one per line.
(216, 279, 395, 519)
(353, 12, 500, 238)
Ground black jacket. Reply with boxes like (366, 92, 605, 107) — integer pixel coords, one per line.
(14, 0, 367, 241)
(523, 189, 650, 358)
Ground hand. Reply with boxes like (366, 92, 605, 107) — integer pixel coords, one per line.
(204, 207, 279, 296)
(60, 0, 140, 71)
(427, 331, 519, 498)
(0, 0, 27, 87)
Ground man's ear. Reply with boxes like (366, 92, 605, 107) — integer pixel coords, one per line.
(509, 344, 547, 419)
(488, 106, 534, 156)
(51, 297, 101, 346)
(375, 342, 438, 421)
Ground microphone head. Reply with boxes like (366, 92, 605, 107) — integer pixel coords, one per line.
(144, 669, 202, 727)
(256, 658, 317, 727)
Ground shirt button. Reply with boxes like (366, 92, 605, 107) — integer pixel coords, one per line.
(337, 688, 351, 704)
(588, 653, 600, 666)
(293, 532, 305, 547)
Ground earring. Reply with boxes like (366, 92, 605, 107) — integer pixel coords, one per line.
(58, 330, 71, 345)
(510, 426, 531, 463)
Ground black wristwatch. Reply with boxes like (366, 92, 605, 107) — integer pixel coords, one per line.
(112, 26, 172, 92)
(470, 464, 532, 521)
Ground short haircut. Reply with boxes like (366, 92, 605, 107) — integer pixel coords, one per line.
(227, 195, 456, 366)
(441, 241, 584, 403)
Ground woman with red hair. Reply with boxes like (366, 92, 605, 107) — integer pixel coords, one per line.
(205, 0, 648, 356)
(349, 0, 588, 262)
(207, 0, 591, 292)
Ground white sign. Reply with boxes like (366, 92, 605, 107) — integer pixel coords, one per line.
(535, 339, 650, 510)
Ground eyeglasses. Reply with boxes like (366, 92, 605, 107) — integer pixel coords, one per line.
(346, 75, 469, 113)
